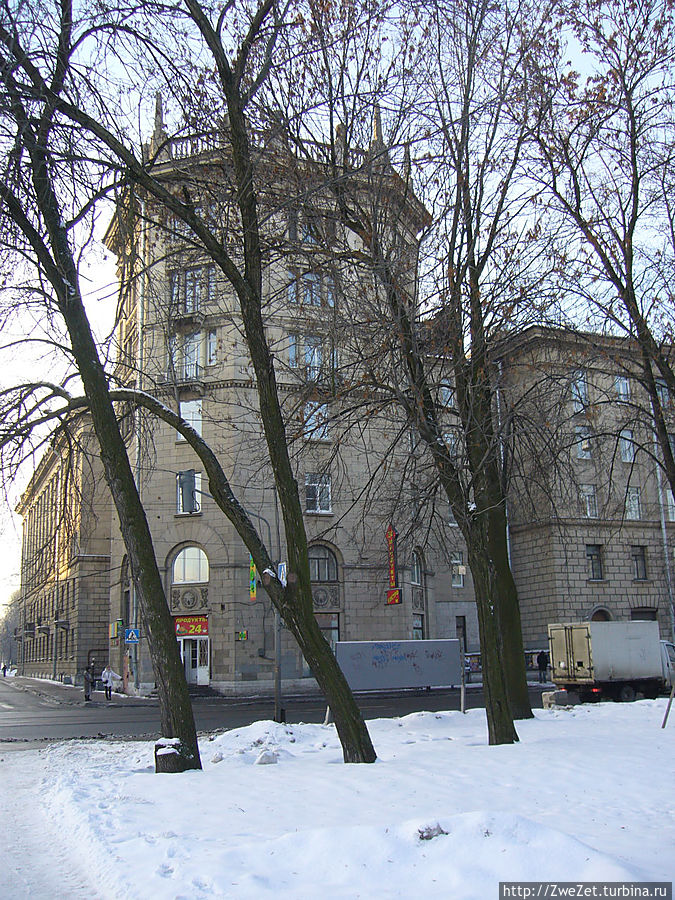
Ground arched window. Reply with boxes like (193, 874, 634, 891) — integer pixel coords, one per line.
(411, 550, 423, 586)
(173, 546, 209, 584)
(308, 545, 338, 582)
(590, 607, 612, 622)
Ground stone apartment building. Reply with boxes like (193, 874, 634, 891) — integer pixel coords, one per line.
(100, 106, 476, 693)
(502, 326, 675, 646)
(14, 112, 675, 691)
(14, 428, 112, 681)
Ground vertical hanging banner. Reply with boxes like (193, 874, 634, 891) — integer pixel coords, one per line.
(249, 555, 257, 602)
(385, 523, 401, 605)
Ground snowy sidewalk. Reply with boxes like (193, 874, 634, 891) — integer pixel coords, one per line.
(0, 701, 672, 899)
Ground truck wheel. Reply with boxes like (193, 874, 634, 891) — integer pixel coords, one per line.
(618, 685, 636, 702)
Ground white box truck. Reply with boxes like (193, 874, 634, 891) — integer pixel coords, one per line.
(548, 621, 675, 702)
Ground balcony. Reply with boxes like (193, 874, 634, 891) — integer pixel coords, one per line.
(170, 307, 205, 329)
(175, 362, 205, 392)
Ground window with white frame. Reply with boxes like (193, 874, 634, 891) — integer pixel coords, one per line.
(620, 429, 636, 462)
(206, 329, 218, 366)
(440, 382, 455, 407)
(308, 545, 338, 582)
(304, 401, 329, 440)
(287, 270, 298, 303)
(625, 486, 641, 520)
(182, 331, 202, 380)
(289, 333, 323, 378)
(177, 399, 202, 439)
(571, 370, 589, 412)
(170, 266, 215, 314)
(667, 489, 675, 522)
(451, 551, 465, 587)
(411, 551, 423, 586)
(631, 545, 647, 581)
(172, 546, 209, 584)
(580, 484, 598, 518)
(575, 425, 592, 459)
(615, 375, 631, 402)
(176, 472, 202, 514)
(305, 472, 331, 513)
(302, 272, 321, 306)
(287, 271, 334, 307)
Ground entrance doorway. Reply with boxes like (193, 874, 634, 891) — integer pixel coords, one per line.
(180, 637, 210, 685)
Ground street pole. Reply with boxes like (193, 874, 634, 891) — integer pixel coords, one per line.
(274, 607, 283, 723)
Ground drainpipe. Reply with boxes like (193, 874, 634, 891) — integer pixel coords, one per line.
(131, 196, 148, 690)
(496, 359, 512, 565)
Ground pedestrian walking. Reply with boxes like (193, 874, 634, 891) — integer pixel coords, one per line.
(2, 664, 6, 677)
(83, 666, 93, 701)
(537, 649, 549, 683)
(101, 664, 121, 701)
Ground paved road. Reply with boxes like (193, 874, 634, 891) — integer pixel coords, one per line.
(0, 675, 547, 745)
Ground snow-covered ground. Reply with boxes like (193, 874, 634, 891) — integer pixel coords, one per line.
(0, 700, 673, 899)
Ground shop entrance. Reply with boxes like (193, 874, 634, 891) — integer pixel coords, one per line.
(180, 637, 210, 685)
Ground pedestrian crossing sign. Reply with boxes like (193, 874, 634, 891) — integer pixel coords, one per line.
(125, 628, 140, 644)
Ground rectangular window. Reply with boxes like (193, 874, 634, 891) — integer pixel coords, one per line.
(287, 270, 297, 303)
(176, 472, 202, 514)
(184, 269, 202, 312)
(631, 545, 647, 581)
(304, 401, 329, 440)
(325, 275, 335, 308)
(571, 370, 589, 412)
(586, 544, 604, 580)
(667, 489, 675, 522)
(615, 375, 630, 402)
(656, 378, 670, 406)
(412, 613, 425, 640)
(579, 484, 598, 518)
(625, 486, 641, 520)
(177, 399, 202, 440)
(305, 335, 323, 379)
(182, 332, 202, 380)
(451, 551, 465, 587)
(305, 472, 331, 513)
(302, 272, 321, 306)
(575, 425, 592, 459)
(440, 383, 455, 407)
(289, 333, 322, 377)
(170, 267, 212, 314)
(315, 612, 339, 652)
(206, 329, 218, 366)
(620, 429, 636, 462)
(668, 433, 675, 460)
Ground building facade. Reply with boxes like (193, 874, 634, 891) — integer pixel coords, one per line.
(503, 327, 675, 646)
(15, 428, 112, 682)
(15, 121, 675, 692)
(101, 109, 476, 693)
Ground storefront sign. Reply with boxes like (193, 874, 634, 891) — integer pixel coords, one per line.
(386, 588, 402, 605)
(249, 555, 257, 602)
(175, 615, 209, 637)
(385, 524, 401, 604)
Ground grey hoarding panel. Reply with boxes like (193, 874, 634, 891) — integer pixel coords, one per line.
(335, 640, 461, 691)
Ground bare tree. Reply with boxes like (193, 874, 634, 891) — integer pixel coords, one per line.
(0, 0, 204, 770)
(272, 0, 560, 740)
(0, 0, 377, 762)
(528, 0, 675, 503)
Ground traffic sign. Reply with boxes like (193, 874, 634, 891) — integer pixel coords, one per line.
(125, 628, 140, 644)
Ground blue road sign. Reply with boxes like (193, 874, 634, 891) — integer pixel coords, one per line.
(125, 628, 140, 644)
